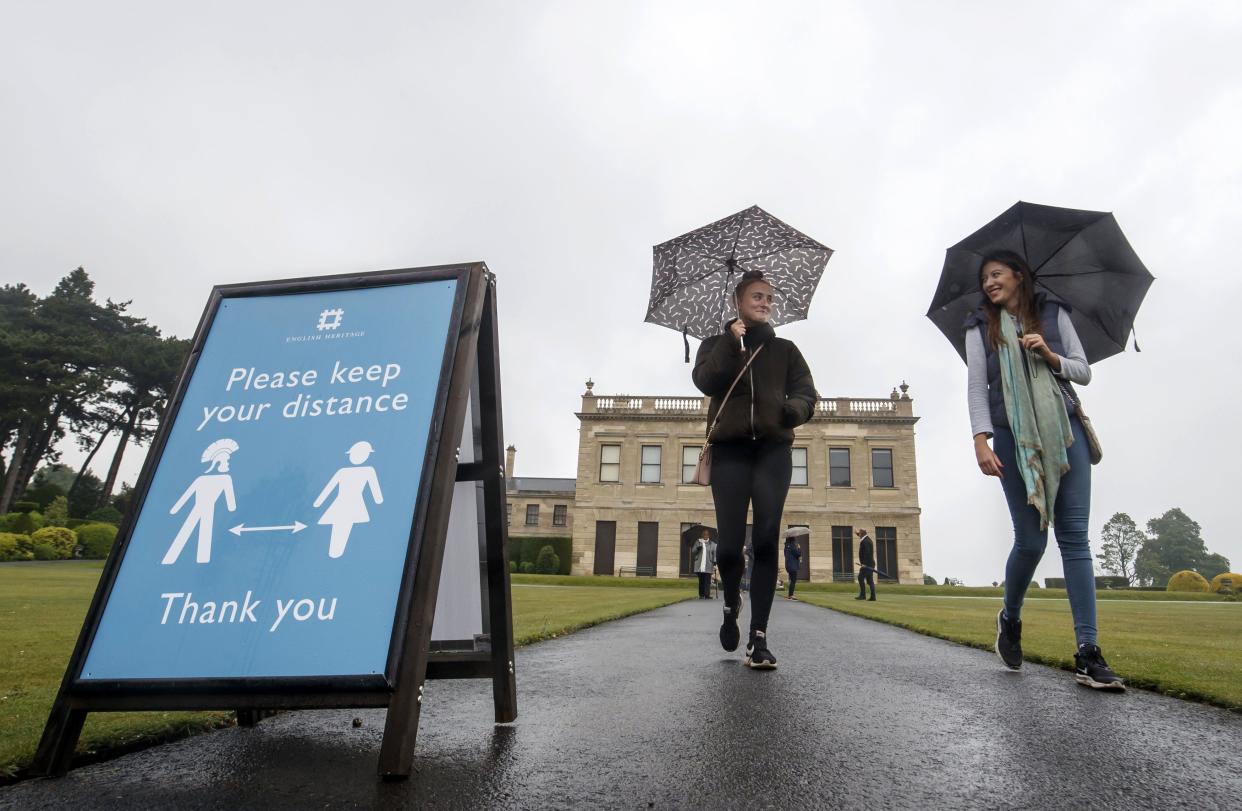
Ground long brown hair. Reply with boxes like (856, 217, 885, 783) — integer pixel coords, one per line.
(979, 250, 1041, 350)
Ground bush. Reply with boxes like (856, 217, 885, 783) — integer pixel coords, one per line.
(923, 575, 937, 585)
(44, 495, 70, 527)
(508, 536, 572, 575)
(1210, 572, 1242, 594)
(509, 560, 517, 573)
(86, 505, 124, 525)
(12, 501, 39, 514)
(1045, 577, 1066, 589)
(534, 545, 560, 574)
(31, 526, 76, 559)
(32, 542, 61, 560)
(0, 533, 34, 561)
(1096, 576, 1129, 589)
(0, 510, 44, 535)
(519, 561, 535, 574)
(1029, 581, 1040, 589)
(76, 523, 119, 559)
(1167, 570, 1210, 592)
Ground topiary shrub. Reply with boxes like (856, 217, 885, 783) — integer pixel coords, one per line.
(31, 526, 76, 559)
(923, 575, 937, 585)
(0, 533, 34, 561)
(1210, 572, 1242, 594)
(86, 505, 124, 525)
(1167, 570, 1210, 592)
(32, 542, 61, 560)
(12, 501, 39, 514)
(1045, 577, 1066, 589)
(519, 561, 535, 574)
(534, 545, 560, 575)
(0, 510, 44, 535)
(44, 495, 70, 527)
(76, 523, 119, 559)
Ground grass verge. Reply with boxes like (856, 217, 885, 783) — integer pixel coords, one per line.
(0, 562, 691, 782)
(796, 591, 1242, 711)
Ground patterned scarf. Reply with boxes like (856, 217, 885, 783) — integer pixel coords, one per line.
(997, 313, 1073, 530)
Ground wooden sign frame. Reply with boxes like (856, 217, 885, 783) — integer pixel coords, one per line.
(33, 263, 516, 779)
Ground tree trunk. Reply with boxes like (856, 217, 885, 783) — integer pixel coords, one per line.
(14, 403, 65, 502)
(69, 425, 113, 500)
(100, 405, 140, 503)
(0, 420, 32, 514)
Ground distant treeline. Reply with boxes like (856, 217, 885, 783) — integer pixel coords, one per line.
(0, 268, 189, 516)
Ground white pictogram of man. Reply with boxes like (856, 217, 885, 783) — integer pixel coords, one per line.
(162, 439, 238, 565)
(313, 441, 383, 558)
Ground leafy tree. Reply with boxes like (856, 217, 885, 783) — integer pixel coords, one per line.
(1135, 508, 1231, 585)
(1098, 512, 1145, 585)
(44, 495, 70, 527)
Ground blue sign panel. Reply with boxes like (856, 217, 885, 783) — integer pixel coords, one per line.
(81, 280, 457, 680)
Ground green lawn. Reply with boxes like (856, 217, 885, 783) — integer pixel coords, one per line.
(0, 562, 692, 781)
(797, 591, 1242, 709)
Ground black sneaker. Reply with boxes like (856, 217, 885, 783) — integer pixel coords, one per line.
(719, 601, 741, 652)
(1074, 644, 1126, 691)
(744, 630, 777, 669)
(995, 609, 1022, 670)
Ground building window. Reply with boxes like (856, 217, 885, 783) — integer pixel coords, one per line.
(829, 447, 851, 487)
(640, 445, 662, 483)
(525, 504, 539, 526)
(681, 446, 701, 483)
(872, 448, 894, 488)
(791, 447, 808, 486)
(831, 526, 854, 578)
(876, 527, 898, 581)
(505, 503, 511, 526)
(599, 444, 621, 482)
(553, 504, 567, 527)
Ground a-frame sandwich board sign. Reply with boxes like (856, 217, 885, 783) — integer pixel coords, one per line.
(34, 263, 516, 779)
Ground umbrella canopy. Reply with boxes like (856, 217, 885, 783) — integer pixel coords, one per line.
(681, 524, 717, 544)
(927, 201, 1154, 364)
(646, 206, 833, 351)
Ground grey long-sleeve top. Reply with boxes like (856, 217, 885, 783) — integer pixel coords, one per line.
(966, 308, 1091, 438)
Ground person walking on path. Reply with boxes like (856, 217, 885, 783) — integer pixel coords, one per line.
(855, 528, 877, 601)
(784, 534, 802, 600)
(965, 250, 1124, 691)
(691, 530, 717, 599)
(693, 270, 817, 670)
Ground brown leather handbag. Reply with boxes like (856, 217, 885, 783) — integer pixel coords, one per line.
(692, 345, 764, 485)
(1057, 379, 1102, 465)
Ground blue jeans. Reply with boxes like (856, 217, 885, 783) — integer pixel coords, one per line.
(993, 416, 1097, 647)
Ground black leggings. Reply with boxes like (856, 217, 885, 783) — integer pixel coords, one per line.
(786, 569, 797, 597)
(710, 440, 792, 633)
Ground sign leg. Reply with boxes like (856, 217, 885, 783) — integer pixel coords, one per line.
(32, 697, 86, 777)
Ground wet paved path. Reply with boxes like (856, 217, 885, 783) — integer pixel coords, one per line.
(5, 597, 1241, 809)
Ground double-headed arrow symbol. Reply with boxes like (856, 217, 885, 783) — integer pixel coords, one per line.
(229, 521, 307, 537)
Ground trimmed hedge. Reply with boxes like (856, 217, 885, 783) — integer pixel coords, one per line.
(76, 523, 119, 559)
(1167, 570, 1210, 592)
(1047, 576, 1137, 590)
(0, 533, 34, 561)
(508, 536, 572, 575)
(0, 511, 44, 535)
(534, 545, 560, 574)
(30, 526, 76, 559)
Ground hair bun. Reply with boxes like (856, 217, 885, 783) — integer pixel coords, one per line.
(740, 269, 765, 280)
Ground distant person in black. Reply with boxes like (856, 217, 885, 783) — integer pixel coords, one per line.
(783, 535, 802, 600)
(855, 528, 876, 601)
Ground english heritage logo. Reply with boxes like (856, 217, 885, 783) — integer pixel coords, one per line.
(285, 306, 365, 343)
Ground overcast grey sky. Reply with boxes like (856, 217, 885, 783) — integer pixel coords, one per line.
(4, 1, 1240, 585)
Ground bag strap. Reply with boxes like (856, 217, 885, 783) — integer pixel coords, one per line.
(704, 344, 765, 442)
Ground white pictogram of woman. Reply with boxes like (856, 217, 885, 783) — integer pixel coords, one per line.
(162, 439, 238, 565)
(313, 441, 383, 558)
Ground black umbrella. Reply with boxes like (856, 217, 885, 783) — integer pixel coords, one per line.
(681, 524, 717, 544)
(927, 201, 1154, 363)
(646, 205, 833, 360)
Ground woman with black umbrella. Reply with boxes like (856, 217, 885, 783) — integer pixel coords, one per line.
(693, 270, 817, 670)
(965, 250, 1124, 691)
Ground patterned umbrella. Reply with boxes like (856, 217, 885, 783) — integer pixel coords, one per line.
(645, 205, 833, 359)
(927, 201, 1154, 364)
